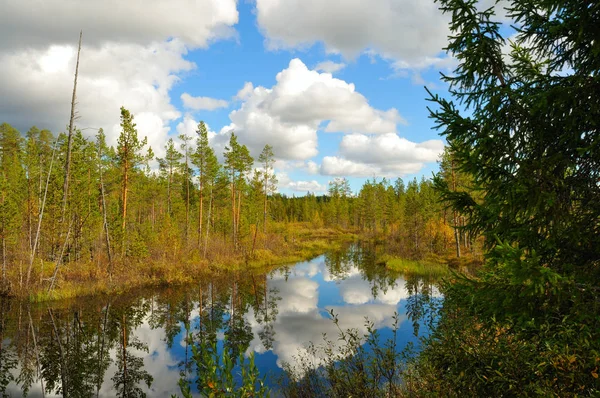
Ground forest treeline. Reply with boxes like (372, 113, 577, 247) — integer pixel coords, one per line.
(0, 109, 468, 298)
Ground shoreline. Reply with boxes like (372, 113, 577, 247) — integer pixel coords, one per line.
(5, 227, 357, 303)
(1, 227, 475, 304)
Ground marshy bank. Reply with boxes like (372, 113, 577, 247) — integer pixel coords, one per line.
(0, 244, 444, 397)
(3, 224, 357, 302)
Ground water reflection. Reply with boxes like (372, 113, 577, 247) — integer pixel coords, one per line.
(1, 244, 441, 397)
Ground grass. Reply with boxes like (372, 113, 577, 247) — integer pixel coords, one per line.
(15, 223, 356, 303)
(384, 256, 450, 278)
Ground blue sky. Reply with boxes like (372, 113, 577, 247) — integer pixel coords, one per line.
(0, 0, 488, 195)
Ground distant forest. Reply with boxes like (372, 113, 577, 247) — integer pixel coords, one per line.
(0, 110, 469, 295)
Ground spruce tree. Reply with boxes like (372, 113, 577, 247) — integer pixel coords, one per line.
(421, 0, 600, 394)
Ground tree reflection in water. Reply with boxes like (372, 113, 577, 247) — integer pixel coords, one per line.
(0, 244, 442, 397)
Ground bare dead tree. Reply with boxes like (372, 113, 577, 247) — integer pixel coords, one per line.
(61, 30, 83, 220)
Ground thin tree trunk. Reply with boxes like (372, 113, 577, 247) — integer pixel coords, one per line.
(251, 221, 259, 257)
(264, 274, 268, 320)
(198, 181, 203, 248)
(185, 154, 189, 243)
(28, 310, 46, 398)
(167, 165, 172, 215)
(27, 139, 58, 289)
(62, 30, 83, 221)
(250, 274, 259, 308)
(122, 314, 128, 396)
(38, 154, 44, 210)
(121, 159, 128, 256)
(231, 176, 236, 248)
(96, 301, 110, 398)
(263, 174, 268, 233)
(98, 147, 113, 278)
(39, 259, 43, 285)
(203, 186, 213, 259)
(49, 308, 69, 398)
(88, 168, 91, 214)
(48, 217, 74, 293)
(462, 216, 467, 250)
(27, 177, 32, 252)
(198, 282, 204, 333)
(236, 190, 242, 247)
(2, 238, 5, 282)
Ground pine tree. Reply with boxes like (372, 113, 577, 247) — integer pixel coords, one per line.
(224, 132, 253, 249)
(192, 122, 219, 250)
(258, 144, 277, 233)
(157, 138, 183, 216)
(179, 133, 193, 243)
(116, 107, 148, 254)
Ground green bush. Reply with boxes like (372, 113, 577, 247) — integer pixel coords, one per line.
(176, 336, 269, 398)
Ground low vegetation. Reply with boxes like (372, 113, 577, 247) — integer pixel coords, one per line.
(385, 257, 450, 278)
(20, 223, 354, 302)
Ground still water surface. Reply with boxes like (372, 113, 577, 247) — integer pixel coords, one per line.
(1, 244, 441, 397)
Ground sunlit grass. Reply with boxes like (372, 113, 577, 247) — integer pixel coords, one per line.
(19, 222, 356, 303)
(385, 256, 450, 278)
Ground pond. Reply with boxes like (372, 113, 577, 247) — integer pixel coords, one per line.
(1, 244, 442, 397)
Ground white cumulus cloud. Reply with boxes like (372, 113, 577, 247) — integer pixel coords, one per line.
(320, 133, 444, 177)
(0, 39, 195, 158)
(0, 0, 238, 158)
(340, 133, 443, 163)
(181, 93, 229, 111)
(234, 82, 255, 101)
(315, 60, 347, 74)
(255, 0, 450, 69)
(213, 58, 403, 161)
(0, 0, 238, 51)
(278, 172, 326, 193)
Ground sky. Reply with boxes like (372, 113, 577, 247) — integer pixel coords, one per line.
(0, 0, 495, 195)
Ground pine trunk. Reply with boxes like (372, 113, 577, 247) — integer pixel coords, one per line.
(237, 189, 242, 248)
(263, 174, 268, 233)
(198, 181, 203, 248)
(185, 155, 189, 242)
(231, 174, 236, 248)
(203, 186, 213, 259)
(121, 159, 129, 255)
(99, 154, 112, 277)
